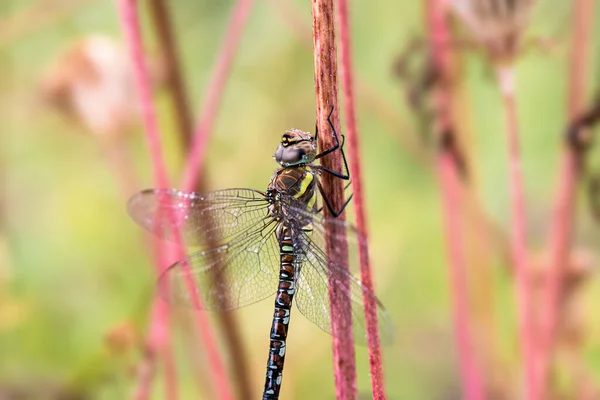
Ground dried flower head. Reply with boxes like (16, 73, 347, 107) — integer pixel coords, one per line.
(450, 0, 536, 63)
(40, 35, 163, 139)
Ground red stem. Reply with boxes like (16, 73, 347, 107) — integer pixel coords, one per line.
(119, 0, 169, 189)
(118, 2, 175, 398)
(118, 1, 232, 399)
(132, 300, 174, 400)
(181, 0, 255, 191)
(426, 1, 484, 399)
(496, 65, 537, 400)
(336, 0, 386, 399)
(537, 0, 594, 396)
(312, 0, 357, 398)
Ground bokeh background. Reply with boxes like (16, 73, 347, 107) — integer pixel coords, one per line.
(3, 0, 600, 399)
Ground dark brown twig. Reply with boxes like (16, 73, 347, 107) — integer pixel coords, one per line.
(148, 0, 194, 148)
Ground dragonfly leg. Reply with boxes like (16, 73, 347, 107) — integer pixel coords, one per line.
(315, 106, 341, 159)
(314, 106, 351, 181)
(315, 181, 351, 214)
(317, 180, 353, 217)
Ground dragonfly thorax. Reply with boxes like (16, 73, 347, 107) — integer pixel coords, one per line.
(274, 129, 317, 167)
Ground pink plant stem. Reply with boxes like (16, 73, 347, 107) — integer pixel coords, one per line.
(133, 299, 173, 400)
(181, 0, 255, 191)
(537, 0, 594, 396)
(312, 0, 357, 398)
(336, 0, 385, 399)
(119, 1, 175, 398)
(119, 1, 232, 399)
(426, 1, 484, 399)
(119, 0, 169, 189)
(439, 152, 482, 400)
(496, 65, 537, 400)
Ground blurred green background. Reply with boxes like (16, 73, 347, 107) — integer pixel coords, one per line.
(3, 0, 600, 399)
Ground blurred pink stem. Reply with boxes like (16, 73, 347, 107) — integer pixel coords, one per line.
(537, 0, 594, 396)
(118, 0, 232, 399)
(426, 1, 484, 399)
(496, 65, 537, 400)
(119, 0, 169, 189)
(119, 1, 174, 397)
(181, 0, 255, 190)
(336, 0, 386, 398)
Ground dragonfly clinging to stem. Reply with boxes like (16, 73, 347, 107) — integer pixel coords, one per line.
(127, 107, 393, 399)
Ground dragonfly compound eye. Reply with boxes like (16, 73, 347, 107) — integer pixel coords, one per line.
(275, 130, 316, 167)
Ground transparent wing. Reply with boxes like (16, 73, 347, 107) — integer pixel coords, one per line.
(285, 202, 394, 346)
(128, 188, 280, 310)
(127, 188, 272, 248)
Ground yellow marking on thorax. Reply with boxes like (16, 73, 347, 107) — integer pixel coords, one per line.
(293, 168, 314, 199)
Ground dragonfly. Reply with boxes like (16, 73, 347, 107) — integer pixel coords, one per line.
(127, 109, 392, 400)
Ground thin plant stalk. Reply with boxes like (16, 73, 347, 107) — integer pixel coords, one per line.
(426, 1, 485, 399)
(272, 0, 428, 164)
(496, 65, 537, 400)
(118, 1, 175, 397)
(133, 299, 175, 400)
(336, 0, 385, 398)
(148, 0, 254, 397)
(537, 0, 594, 396)
(181, 0, 255, 191)
(148, 0, 194, 148)
(312, 0, 356, 398)
(118, 1, 233, 399)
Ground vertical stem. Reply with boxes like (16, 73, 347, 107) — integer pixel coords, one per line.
(496, 65, 536, 400)
(336, 0, 386, 399)
(311, 0, 356, 399)
(537, 0, 594, 396)
(148, 0, 194, 148)
(426, 1, 484, 399)
(119, 0, 169, 189)
(119, 1, 175, 397)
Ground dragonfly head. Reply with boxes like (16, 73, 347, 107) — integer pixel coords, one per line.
(274, 129, 317, 167)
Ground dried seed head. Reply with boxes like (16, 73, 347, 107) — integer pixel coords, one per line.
(450, 0, 536, 63)
(40, 35, 163, 139)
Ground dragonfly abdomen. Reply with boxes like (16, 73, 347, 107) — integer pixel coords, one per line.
(263, 224, 297, 400)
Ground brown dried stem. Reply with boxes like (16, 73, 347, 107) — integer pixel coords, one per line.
(311, 0, 356, 398)
(148, 0, 194, 147)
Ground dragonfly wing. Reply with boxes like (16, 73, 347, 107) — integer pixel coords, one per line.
(127, 188, 272, 247)
(288, 210, 393, 345)
(128, 188, 280, 310)
(158, 217, 280, 311)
